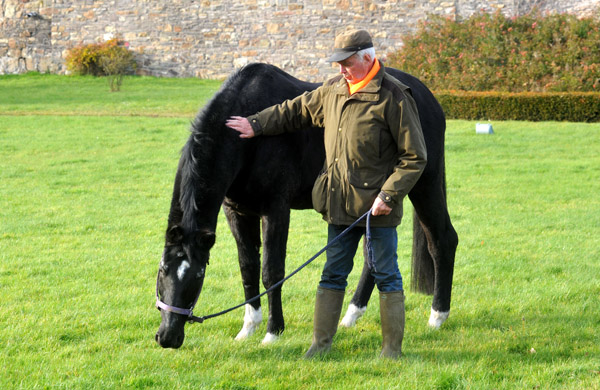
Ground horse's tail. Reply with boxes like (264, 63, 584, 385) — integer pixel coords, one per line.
(410, 210, 435, 295)
(410, 161, 450, 295)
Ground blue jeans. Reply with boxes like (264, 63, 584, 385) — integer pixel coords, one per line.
(319, 224, 403, 292)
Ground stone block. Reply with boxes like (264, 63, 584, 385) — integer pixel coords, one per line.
(266, 23, 280, 33)
(3, 1, 18, 18)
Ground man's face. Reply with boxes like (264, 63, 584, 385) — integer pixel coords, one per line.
(337, 54, 372, 83)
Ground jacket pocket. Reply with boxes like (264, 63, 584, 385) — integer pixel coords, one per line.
(312, 170, 329, 215)
(345, 169, 386, 217)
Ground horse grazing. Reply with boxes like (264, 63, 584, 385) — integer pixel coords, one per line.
(155, 63, 458, 349)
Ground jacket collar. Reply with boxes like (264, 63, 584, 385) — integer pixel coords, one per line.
(335, 60, 385, 100)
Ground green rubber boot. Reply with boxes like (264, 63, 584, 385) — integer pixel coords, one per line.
(379, 291, 405, 359)
(304, 287, 345, 358)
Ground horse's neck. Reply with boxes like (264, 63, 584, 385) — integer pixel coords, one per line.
(178, 130, 240, 232)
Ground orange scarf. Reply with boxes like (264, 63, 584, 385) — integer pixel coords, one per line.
(348, 59, 380, 95)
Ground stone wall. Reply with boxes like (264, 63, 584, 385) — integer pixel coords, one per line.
(1, 0, 598, 80)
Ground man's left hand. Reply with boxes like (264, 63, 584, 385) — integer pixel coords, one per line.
(371, 197, 392, 216)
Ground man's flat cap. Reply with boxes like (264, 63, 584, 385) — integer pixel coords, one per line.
(327, 29, 374, 63)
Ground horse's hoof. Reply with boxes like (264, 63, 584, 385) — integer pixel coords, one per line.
(235, 327, 255, 340)
(428, 308, 449, 329)
(339, 303, 367, 328)
(261, 332, 279, 345)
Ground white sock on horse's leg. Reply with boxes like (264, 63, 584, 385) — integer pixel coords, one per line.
(340, 303, 367, 328)
(235, 304, 262, 340)
(428, 308, 449, 329)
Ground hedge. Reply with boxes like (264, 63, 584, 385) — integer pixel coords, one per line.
(436, 91, 600, 122)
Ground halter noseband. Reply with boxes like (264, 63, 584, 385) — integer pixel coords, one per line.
(155, 263, 205, 323)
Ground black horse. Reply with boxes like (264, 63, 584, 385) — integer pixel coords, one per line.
(155, 63, 458, 349)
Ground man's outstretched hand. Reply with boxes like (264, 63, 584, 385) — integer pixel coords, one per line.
(226, 116, 255, 138)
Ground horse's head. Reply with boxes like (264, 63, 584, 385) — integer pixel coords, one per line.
(155, 225, 215, 348)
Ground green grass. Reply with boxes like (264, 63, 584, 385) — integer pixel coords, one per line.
(0, 72, 221, 117)
(1, 75, 599, 389)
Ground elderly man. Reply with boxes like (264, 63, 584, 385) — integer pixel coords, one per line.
(226, 29, 427, 359)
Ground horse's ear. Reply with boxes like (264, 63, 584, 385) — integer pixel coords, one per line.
(166, 225, 184, 245)
(195, 230, 215, 250)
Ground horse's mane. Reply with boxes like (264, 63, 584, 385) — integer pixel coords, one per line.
(178, 64, 263, 231)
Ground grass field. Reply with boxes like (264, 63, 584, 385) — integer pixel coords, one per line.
(1, 74, 599, 389)
(0, 73, 222, 117)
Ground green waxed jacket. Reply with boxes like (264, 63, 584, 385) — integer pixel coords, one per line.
(247, 64, 427, 227)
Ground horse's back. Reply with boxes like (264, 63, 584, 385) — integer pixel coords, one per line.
(228, 63, 320, 113)
(228, 64, 443, 136)
(384, 67, 446, 178)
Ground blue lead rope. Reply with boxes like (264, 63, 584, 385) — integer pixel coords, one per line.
(365, 210, 377, 272)
(189, 209, 375, 324)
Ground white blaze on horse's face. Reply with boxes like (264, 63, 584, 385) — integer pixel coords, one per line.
(177, 260, 191, 281)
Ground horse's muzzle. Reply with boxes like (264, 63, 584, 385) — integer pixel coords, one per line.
(155, 314, 186, 349)
(155, 327, 185, 349)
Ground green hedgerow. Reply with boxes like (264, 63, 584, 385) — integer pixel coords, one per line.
(435, 91, 600, 121)
(387, 11, 600, 92)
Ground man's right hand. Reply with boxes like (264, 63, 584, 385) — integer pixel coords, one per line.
(225, 116, 255, 138)
(371, 197, 392, 216)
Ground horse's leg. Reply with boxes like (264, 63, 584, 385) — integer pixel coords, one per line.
(259, 208, 290, 344)
(408, 172, 458, 329)
(223, 204, 263, 340)
(340, 239, 375, 327)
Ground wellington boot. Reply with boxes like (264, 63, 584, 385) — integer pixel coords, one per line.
(304, 287, 345, 358)
(379, 291, 405, 359)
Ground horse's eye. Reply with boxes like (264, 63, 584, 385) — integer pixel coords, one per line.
(176, 251, 184, 258)
(160, 263, 169, 273)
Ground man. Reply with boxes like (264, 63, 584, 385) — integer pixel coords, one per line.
(226, 29, 427, 359)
